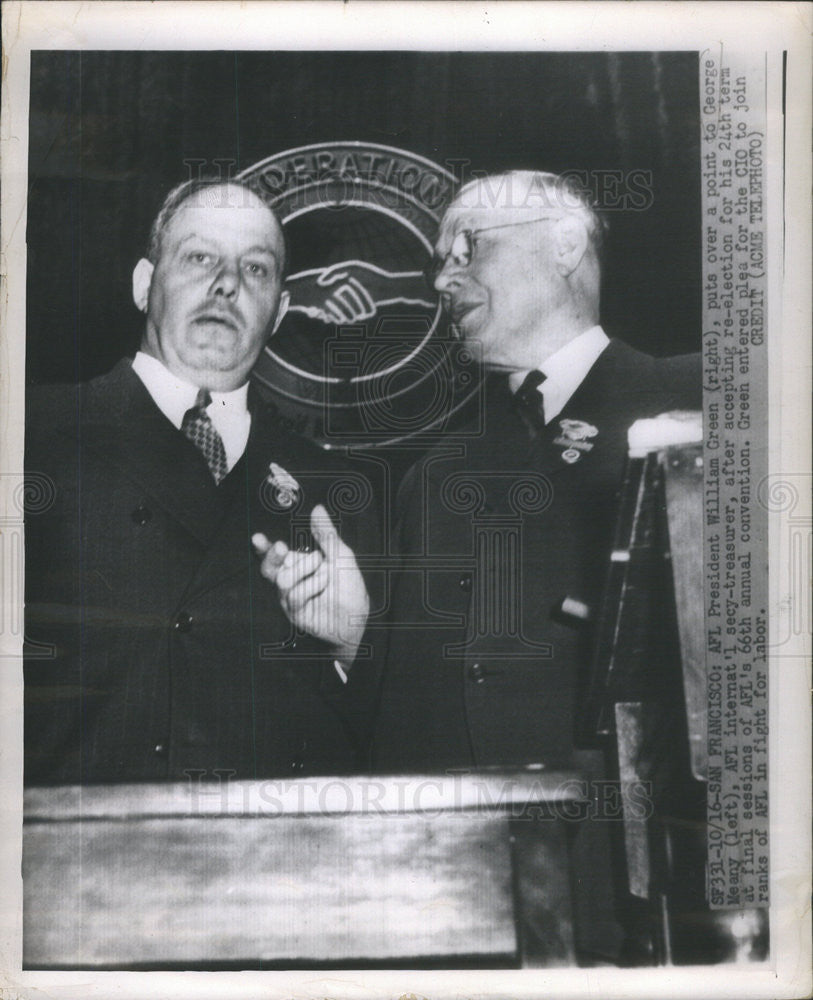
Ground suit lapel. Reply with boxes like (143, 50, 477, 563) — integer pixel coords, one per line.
(184, 395, 318, 591)
(80, 360, 230, 545)
(470, 341, 646, 512)
(465, 376, 569, 515)
(537, 339, 674, 487)
(532, 362, 612, 476)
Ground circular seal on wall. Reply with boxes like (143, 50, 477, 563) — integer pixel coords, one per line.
(238, 142, 479, 448)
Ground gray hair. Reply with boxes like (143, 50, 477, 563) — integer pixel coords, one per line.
(453, 170, 609, 261)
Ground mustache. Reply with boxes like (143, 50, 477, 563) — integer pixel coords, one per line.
(192, 305, 243, 330)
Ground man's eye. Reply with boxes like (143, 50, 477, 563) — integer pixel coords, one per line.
(244, 261, 269, 278)
(188, 251, 214, 266)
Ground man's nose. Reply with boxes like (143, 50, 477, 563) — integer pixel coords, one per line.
(211, 261, 239, 298)
(433, 257, 463, 294)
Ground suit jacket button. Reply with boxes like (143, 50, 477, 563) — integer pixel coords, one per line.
(154, 743, 167, 756)
(458, 573, 473, 593)
(174, 612, 193, 632)
(468, 663, 485, 683)
(131, 504, 152, 525)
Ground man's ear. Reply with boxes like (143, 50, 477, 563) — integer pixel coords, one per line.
(271, 289, 290, 334)
(553, 216, 589, 277)
(132, 258, 154, 313)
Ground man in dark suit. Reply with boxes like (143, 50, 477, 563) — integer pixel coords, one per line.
(372, 170, 700, 960)
(25, 178, 377, 786)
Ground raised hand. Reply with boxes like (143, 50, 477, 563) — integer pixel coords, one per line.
(285, 260, 435, 324)
(252, 504, 369, 667)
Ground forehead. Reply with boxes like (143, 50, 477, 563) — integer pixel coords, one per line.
(436, 205, 540, 252)
(165, 185, 283, 251)
(437, 175, 565, 248)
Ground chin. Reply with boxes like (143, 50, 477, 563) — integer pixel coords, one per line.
(190, 342, 237, 366)
(201, 361, 244, 385)
(181, 355, 239, 387)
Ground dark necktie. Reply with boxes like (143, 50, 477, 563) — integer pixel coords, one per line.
(513, 369, 547, 430)
(181, 388, 228, 484)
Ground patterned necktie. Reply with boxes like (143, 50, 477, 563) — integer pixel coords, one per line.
(181, 388, 228, 484)
(514, 369, 547, 430)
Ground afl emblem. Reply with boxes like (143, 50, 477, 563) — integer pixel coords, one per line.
(239, 142, 480, 446)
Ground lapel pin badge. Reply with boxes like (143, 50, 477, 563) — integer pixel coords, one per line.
(266, 462, 301, 508)
(554, 418, 598, 460)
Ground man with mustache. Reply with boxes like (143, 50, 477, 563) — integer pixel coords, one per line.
(25, 178, 376, 785)
(373, 170, 701, 961)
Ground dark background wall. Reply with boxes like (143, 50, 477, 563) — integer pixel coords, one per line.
(26, 50, 700, 386)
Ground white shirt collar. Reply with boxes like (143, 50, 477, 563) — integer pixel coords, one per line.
(508, 326, 610, 423)
(131, 352, 251, 471)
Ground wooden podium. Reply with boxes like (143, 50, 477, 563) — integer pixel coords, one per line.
(24, 770, 586, 969)
(581, 417, 767, 964)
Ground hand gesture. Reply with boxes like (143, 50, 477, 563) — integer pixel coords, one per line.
(285, 260, 435, 325)
(252, 505, 369, 667)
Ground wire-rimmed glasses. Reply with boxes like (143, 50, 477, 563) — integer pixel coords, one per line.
(424, 215, 561, 288)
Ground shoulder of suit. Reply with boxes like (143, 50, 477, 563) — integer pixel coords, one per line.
(653, 350, 702, 381)
(650, 350, 702, 408)
(603, 340, 701, 409)
(26, 359, 138, 432)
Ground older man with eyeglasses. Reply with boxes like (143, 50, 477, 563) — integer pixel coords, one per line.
(373, 170, 701, 963)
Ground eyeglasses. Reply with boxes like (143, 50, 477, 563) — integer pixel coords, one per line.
(424, 215, 561, 288)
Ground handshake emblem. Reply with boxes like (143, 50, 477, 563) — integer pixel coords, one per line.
(285, 260, 435, 325)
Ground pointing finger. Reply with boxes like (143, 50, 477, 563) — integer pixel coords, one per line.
(252, 532, 272, 555)
(310, 504, 352, 563)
